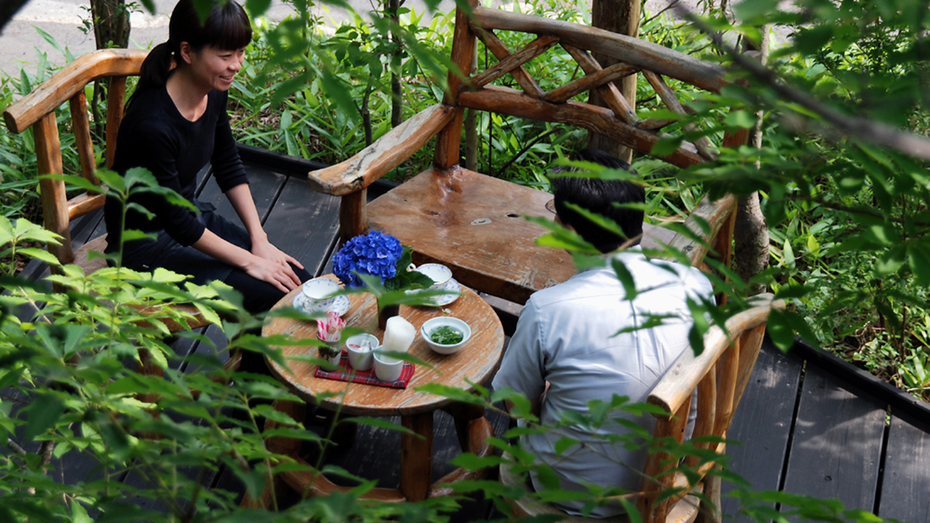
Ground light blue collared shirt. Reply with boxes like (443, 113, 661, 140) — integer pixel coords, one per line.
(492, 248, 713, 518)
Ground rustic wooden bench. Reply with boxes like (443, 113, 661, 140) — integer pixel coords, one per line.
(308, 0, 746, 305)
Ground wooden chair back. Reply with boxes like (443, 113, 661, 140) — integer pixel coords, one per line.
(309, 1, 748, 304)
(500, 294, 784, 523)
(3, 48, 148, 271)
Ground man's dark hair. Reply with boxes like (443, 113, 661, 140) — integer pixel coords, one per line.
(551, 148, 645, 253)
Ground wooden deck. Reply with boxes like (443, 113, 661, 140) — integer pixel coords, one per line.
(12, 147, 930, 522)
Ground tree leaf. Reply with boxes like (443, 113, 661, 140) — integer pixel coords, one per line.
(724, 110, 757, 129)
(907, 243, 930, 286)
(554, 436, 579, 455)
(650, 136, 683, 156)
(71, 499, 92, 523)
(782, 238, 795, 269)
(23, 393, 65, 442)
(875, 245, 905, 275)
(342, 417, 421, 437)
(535, 463, 561, 490)
(611, 258, 638, 300)
(448, 453, 505, 470)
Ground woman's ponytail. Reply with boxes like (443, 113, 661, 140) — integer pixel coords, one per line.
(132, 40, 177, 102)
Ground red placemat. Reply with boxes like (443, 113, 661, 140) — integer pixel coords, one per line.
(314, 351, 415, 389)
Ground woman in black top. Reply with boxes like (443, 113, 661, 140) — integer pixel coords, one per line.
(104, 0, 310, 313)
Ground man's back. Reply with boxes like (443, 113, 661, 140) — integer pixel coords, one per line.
(492, 248, 713, 517)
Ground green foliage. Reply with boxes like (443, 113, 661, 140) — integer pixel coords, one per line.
(669, 0, 930, 400)
(0, 0, 927, 519)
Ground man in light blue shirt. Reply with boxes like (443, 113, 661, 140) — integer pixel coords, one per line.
(492, 149, 714, 518)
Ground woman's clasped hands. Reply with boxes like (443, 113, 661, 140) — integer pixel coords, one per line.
(247, 238, 304, 293)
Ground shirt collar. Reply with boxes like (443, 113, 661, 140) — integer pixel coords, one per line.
(578, 246, 645, 274)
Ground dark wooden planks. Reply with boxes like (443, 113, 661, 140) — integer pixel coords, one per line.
(260, 175, 341, 278)
(185, 163, 340, 373)
(878, 414, 930, 523)
(780, 364, 887, 514)
(721, 340, 804, 521)
(791, 340, 930, 428)
(195, 163, 286, 223)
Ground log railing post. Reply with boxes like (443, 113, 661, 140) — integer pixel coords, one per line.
(339, 190, 369, 244)
(638, 399, 691, 523)
(34, 113, 74, 267)
(69, 92, 98, 186)
(433, 0, 478, 170)
(105, 75, 127, 169)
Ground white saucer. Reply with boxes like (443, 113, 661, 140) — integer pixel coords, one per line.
(433, 278, 461, 307)
(293, 292, 350, 316)
(410, 278, 461, 307)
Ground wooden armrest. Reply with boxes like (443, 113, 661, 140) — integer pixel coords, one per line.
(307, 103, 455, 196)
(647, 293, 784, 416)
(3, 49, 147, 134)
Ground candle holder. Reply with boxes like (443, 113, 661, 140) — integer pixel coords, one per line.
(317, 334, 342, 365)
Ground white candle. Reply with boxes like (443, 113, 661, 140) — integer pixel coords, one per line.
(382, 316, 416, 354)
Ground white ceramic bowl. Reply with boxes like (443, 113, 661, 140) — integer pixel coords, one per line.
(416, 263, 452, 288)
(420, 317, 472, 355)
(373, 352, 404, 382)
(346, 334, 379, 371)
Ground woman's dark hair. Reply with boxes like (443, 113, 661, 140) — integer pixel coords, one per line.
(551, 148, 645, 253)
(134, 0, 252, 98)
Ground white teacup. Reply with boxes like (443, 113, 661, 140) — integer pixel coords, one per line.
(301, 278, 339, 311)
(346, 334, 379, 371)
(416, 263, 452, 288)
(373, 352, 404, 382)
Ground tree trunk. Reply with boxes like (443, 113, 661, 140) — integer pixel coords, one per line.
(734, 26, 771, 296)
(90, 0, 129, 49)
(90, 0, 130, 142)
(389, 0, 403, 128)
(465, 46, 478, 171)
(587, 0, 638, 162)
(0, 0, 30, 33)
(734, 194, 769, 295)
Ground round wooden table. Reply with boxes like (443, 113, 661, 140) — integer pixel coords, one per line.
(259, 275, 505, 504)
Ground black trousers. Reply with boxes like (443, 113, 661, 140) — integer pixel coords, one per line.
(111, 200, 311, 314)
(223, 261, 310, 313)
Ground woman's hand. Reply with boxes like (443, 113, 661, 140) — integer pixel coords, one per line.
(242, 251, 302, 293)
(252, 238, 304, 272)
(193, 229, 304, 294)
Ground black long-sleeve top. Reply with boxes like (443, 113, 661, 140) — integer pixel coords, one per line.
(104, 86, 249, 248)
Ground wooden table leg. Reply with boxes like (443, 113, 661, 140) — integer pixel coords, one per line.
(400, 411, 434, 501)
(431, 402, 495, 497)
(265, 400, 306, 455)
(443, 401, 486, 453)
(242, 399, 306, 508)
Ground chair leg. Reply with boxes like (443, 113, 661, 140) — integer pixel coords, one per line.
(136, 349, 164, 440)
(695, 472, 721, 523)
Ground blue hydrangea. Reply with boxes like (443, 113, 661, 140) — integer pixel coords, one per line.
(332, 231, 404, 288)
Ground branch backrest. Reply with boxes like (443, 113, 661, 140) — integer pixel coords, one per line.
(635, 294, 784, 522)
(433, 1, 736, 170)
(2, 48, 148, 265)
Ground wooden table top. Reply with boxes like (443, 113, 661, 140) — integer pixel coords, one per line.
(263, 275, 506, 417)
(367, 166, 678, 305)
